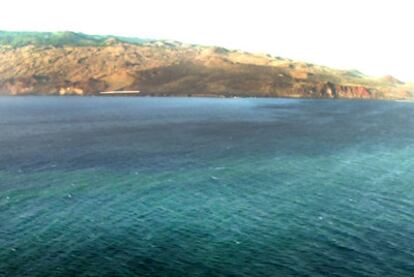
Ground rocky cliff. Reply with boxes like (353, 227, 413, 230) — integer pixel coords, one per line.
(0, 31, 412, 99)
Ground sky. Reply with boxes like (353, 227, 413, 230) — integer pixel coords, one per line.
(1, 0, 413, 81)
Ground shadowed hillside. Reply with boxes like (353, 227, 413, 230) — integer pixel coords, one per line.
(0, 31, 412, 99)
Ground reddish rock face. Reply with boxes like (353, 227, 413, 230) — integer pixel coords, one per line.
(299, 82, 375, 99)
(0, 42, 412, 99)
(335, 85, 372, 99)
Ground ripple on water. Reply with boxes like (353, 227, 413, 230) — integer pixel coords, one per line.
(1, 97, 414, 276)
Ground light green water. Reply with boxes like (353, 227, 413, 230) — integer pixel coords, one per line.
(0, 97, 413, 276)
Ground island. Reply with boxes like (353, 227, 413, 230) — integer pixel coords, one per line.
(0, 31, 412, 99)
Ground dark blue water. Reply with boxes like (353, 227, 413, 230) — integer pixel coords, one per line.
(1, 97, 414, 276)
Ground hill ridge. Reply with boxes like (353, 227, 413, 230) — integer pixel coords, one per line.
(0, 31, 412, 99)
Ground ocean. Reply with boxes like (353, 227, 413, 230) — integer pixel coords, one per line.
(0, 97, 413, 276)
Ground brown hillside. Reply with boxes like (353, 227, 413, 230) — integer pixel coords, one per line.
(0, 34, 412, 99)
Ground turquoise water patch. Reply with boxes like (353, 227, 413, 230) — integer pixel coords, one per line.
(1, 97, 414, 276)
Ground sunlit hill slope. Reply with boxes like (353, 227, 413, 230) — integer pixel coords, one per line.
(0, 31, 412, 99)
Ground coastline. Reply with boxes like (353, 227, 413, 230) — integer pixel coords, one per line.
(0, 94, 409, 103)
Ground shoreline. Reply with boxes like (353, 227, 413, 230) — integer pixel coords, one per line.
(0, 94, 410, 102)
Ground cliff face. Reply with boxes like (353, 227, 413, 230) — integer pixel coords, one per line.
(0, 32, 412, 99)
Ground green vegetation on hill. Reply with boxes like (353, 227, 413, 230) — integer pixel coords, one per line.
(0, 31, 151, 47)
(0, 31, 412, 99)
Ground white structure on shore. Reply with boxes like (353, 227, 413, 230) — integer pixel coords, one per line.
(99, 91, 141, 95)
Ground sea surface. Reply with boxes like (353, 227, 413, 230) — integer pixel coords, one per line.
(0, 97, 413, 276)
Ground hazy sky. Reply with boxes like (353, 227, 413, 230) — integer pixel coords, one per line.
(1, 0, 413, 81)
